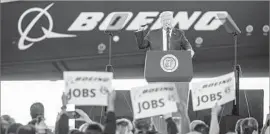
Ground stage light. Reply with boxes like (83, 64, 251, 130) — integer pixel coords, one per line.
(246, 25, 253, 33)
(98, 43, 106, 54)
(113, 35, 120, 42)
(195, 37, 203, 47)
(262, 25, 269, 33)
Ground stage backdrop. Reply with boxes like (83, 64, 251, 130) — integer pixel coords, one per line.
(1, 1, 269, 80)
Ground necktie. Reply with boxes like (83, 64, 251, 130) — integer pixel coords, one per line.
(166, 28, 171, 50)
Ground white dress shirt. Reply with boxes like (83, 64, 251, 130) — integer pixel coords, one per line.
(162, 28, 172, 51)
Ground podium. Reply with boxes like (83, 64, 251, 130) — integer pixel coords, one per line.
(144, 50, 193, 82)
(144, 50, 193, 134)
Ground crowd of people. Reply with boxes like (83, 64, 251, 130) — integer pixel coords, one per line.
(1, 91, 269, 134)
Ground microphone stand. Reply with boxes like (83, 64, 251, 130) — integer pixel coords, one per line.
(232, 32, 241, 116)
(104, 30, 114, 73)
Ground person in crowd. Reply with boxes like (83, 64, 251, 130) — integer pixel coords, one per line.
(235, 118, 244, 134)
(133, 112, 178, 134)
(55, 93, 93, 134)
(79, 123, 92, 132)
(188, 104, 221, 134)
(116, 118, 133, 134)
(209, 104, 222, 134)
(28, 102, 53, 134)
(16, 125, 36, 134)
(193, 123, 209, 134)
(29, 102, 45, 123)
(55, 91, 117, 134)
(1, 115, 14, 134)
(261, 113, 270, 134)
(69, 129, 84, 134)
(133, 117, 157, 134)
(83, 123, 104, 134)
(240, 117, 259, 134)
(1, 115, 16, 133)
(173, 101, 191, 134)
(5, 123, 22, 134)
(172, 117, 181, 134)
(226, 132, 236, 134)
(190, 120, 208, 132)
(1, 115, 15, 125)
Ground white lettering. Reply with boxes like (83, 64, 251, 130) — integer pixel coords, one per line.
(99, 12, 133, 31)
(126, 12, 159, 31)
(194, 11, 228, 31)
(68, 12, 104, 31)
(151, 11, 202, 30)
(174, 11, 202, 30)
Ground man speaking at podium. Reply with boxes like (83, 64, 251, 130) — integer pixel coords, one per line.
(134, 11, 193, 134)
(134, 11, 195, 57)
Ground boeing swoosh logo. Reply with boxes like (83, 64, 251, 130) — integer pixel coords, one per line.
(18, 3, 76, 50)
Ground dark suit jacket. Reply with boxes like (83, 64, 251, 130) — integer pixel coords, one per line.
(134, 28, 193, 51)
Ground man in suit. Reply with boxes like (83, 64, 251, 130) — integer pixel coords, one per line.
(134, 11, 194, 134)
(134, 11, 195, 57)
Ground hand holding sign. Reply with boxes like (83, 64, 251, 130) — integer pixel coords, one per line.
(191, 72, 236, 111)
(107, 90, 116, 112)
(64, 71, 113, 106)
(61, 92, 68, 107)
(211, 103, 222, 115)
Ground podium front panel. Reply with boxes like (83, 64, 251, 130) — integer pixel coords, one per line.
(144, 50, 193, 82)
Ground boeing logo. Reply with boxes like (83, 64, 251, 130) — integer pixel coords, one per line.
(18, 3, 232, 50)
(18, 3, 76, 50)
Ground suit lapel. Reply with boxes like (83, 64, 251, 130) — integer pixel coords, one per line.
(171, 28, 178, 39)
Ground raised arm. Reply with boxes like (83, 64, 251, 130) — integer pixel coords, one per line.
(104, 90, 116, 134)
(54, 93, 69, 134)
(163, 113, 178, 134)
(209, 104, 222, 134)
(177, 101, 191, 134)
(134, 26, 151, 49)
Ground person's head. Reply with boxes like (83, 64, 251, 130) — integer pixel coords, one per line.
(190, 120, 207, 132)
(240, 117, 259, 134)
(159, 11, 174, 30)
(235, 119, 244, 134)
(186, 132, 201, 134)
(16, 125, 36, 134)
(5, 123, 23, 134)
(193, 123, 209, 134)
(1, 115, 15, 125)
(226, 132, 236, 134)
(1, 117, 10, 132)
(116, 118, 133, 134)
(133, 117, 152, 134)
(83, 122, 104, 134)
(30, 102, 44, 119)
(69, 129, 83, 134)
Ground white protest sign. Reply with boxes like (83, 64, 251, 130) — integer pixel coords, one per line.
(130, 83, 179, 119)
(191, 72, 236, 111)
(64, 71, 113, 106)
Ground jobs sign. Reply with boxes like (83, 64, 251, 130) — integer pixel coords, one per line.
(191, 72, 236, 111)
(130, 83, 179, 119)
(64, 71, 113, 106)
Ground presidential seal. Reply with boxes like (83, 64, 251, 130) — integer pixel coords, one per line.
(160, 54, 178, 72)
